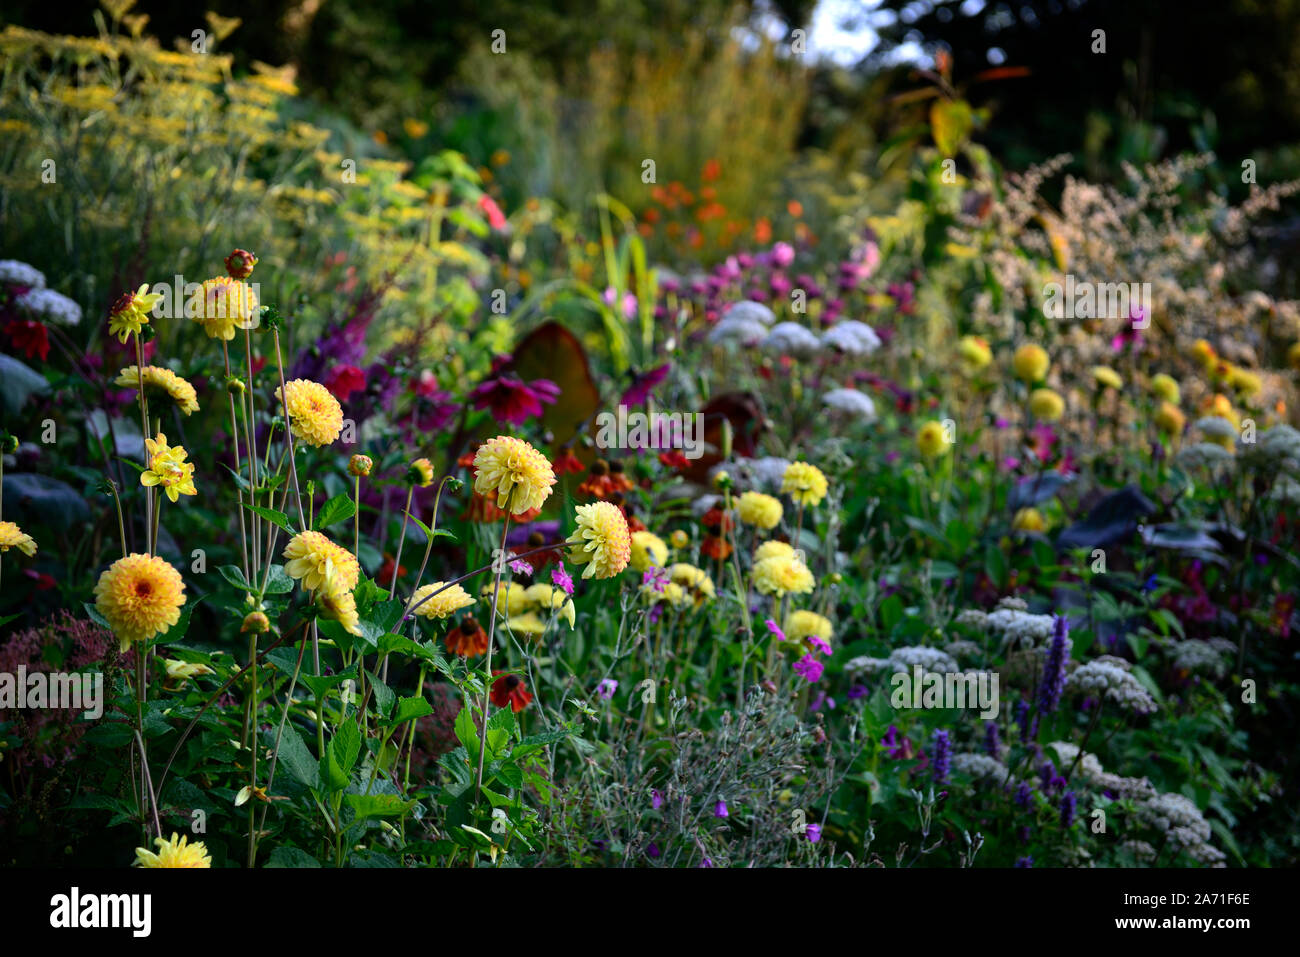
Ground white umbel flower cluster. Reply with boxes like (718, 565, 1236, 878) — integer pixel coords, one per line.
(1138, 792, 1223, 865)
(846, 644, 959, 678)
(708, 314, 769, 347)
(0, 259, 46, 288)
(1192, 416, 1237, 442)
(16, 287, 82, 326)
(1065, 660, 1158, 714)
(950, 752, 1006, 781)
(820, 320, 881, 356)
(1175, 442, 1234, 470)
(985, 608, 1057, 647)
(1170, 638, 1232, 677)
(721, 300, 775, 326)
(1048, 741, 1156, 799)
(1243, 424, 1300, 473)
(822, 387, 877, 422)
(726, 456, 792, 494)
(761, 321, 821, 358)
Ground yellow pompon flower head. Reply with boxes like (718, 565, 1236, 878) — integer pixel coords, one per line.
(754, 540, 796, 562)
(753, 553, 815, 597)
(412, 582, 475, 619)
(629, 530, 669, 572)
(1227, 366, 1263, 399)
(1155, 401, 1186, 435)
(317, 585, 362, 636)
(1012, 344, 1050, 383)
(107, 284, 163, 343)
(0, 521, 37, 557)
(1149, 373, 1181, 405)
(94, 553, 186, 653)
(187, 276, 259, 340)
(523, 583, 575, 629)
(133, 832, 211, 869)
(1029, 388, 1066, 422)
(781, 462, 828, 508)
(957, 335, 993, 371)
(506, 611, 549, 637)
(566, 501, 632, 579)
(473, 436, 556, 515)
(669, 563, 716, 602)
(916, 420, 952, 460)
(737, 491, 784, 530)
(481, 580, 528, 616)
(1091, 366, 1123, 391)
(282, 531, 359, 593)
(408, 457, 435, 487)
(643, 580, 688, 607)
(116, 365, 200, 415)
(141, 433, 197, 502)
(276, 379, 343, 447)
(1012, 507, 1047, 533)
(784, 609, 833, 651)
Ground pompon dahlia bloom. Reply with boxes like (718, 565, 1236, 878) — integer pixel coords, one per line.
(115, 365, 200, 415)
(753, 553, 815, 596)
(566, 501, 632, 579)
(737, 490, 783, 529)
(628, 530, 669, 572)
(317, 586, 362, 636)
(1030, 388, 1066, 422)
(412, 582, 475, 619)
(0, 520, 37, 556)
(481, 580, 529, 616)
(141, 433, 197, 502)
(784, 609, 833, 648)
(133, 832, 212, 868)
(916, 420, 951, 460)
(754, 539, 796, 562)
(1155, 401, 1186, 435)
(1149, 373, 1181, 405)
(107, 284, 164, 343)
(780, 462, 828, 507)
(1012, 343, 1050, 383)
(187, 276, 259, 340)
(472, 436, 556, 516)
(957, 335, 993, 371)
(1091, 366, 1123, 391)
(523, 582, 576, 629)
(669, 562, 716, 602)
(276, 379, 344, 447)
(94, 554, 186, 652)
(283, 531, 359, 593)
(1012, 507, 1048, 533)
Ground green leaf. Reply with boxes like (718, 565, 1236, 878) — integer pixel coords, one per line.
(367, 670, 395, 718)
(266, 846, 321, 867)
(343, 793, 415, 820)
(219, 565, 254, 591)
(454, 706, 479, 759)
(314, 494, 356, 530)
(266, 726, 320, 790)
(930, 98, 974, 156)
(262, 564, 295, 595)
(386, 695, 434, 726)
(332, 720, 362, 776)
(248, 504, 296, 533)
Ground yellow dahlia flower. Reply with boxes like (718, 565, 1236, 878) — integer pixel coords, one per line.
(1012, 344, 1050, 383)
(566, 501, 632, 579)
(781, 461, 828, 508)
(481, 580, 529, 616)
(1029, 388, 1065, 422)
(753, 553, 815, 597)
(523, 583, 575, 629)
(276, 379, 343, 447)
(957, 335, 992, 371)
(1012, 507, 1047, 533)
(133, 832, 211, 868)
(917, 420, 952, 459)
(94, 553, 186, 652)
(188, 276, 259, 340)
(1227, 366, 1262, 399)
(643, 580, 688, 607)
(412, 581, 475, 619)
(1190, 339, 1217, 372)
(283, 531, 359, 593)
(1091, 366, 1123, 390)
(784, 609, 833, 650)
(1154, 401, 1185, 435)
(754, 540, 796, 562)
(0, 520, 37, 556)
(737, 491, 783, 530)
(108, 284, 163, 343)
(163, 659, 215, 687)
(1202, 394, 1240, 430)
(669, 563, 716, 602)
(1149, 373, 1181, 404)
(669, 529, 689, 549)
(142, 432, 197, 502)
(115, 365, 200, 415)
(506, 611, 548, 636)
(472, 436, 556, 516)
(629, 530, 669, 572)
(409, 457, 435, 487)
(317, 585, 362, 636)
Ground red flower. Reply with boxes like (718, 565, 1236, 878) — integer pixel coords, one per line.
(552, 448, 585, 475)
(479, 194, 508, 231)
(658, 449, 690, 470)
(491, 671, 533, 712)
(376, 554, 407, 587)
(324, 364, 366, 401)
(469, 371, 560, 425)
(23, 569, 57, 591)
(6, 319, 49, 361)
(701, 507, 734, 534)
(701, 535, 732, 560)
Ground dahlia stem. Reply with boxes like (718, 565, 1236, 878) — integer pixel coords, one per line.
(401, 475, 456, 616)
(221, 341, 251, 584)
(271, 329, 307, 529)
(134, 646, 149, 829)
(243, 326, 261, 585)
(475, 499, 513, 805)
(256, 626, 307, 843)
(246, 627, 259, 866)
(388, 486, 415, 601)
(402, 661, 428, 794)
(353, 474, 362, 561)
(134, 332, 153, 555)
(107, 478, 128, 558)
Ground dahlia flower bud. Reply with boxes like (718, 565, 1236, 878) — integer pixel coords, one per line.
(241, 611, 271, 634)
(224, 248, 259, 280)
(348, 454, 373, 477)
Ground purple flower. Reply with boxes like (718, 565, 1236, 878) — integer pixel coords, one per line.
(765, 618, 786, 641)
(621, 363, 670, 406)
(1037, 615, 1071, 715)
(1059, 791, 1077, 828)
(646, 842, 660, 858)
(699, 857, 714, 868)
(771, 241, 795, 268)
(597, 678, 618, 700)
(1014, 782, 1034, 809)
(805, 822, 822, 843)
(793, 653, 824, 683)
(651, 789, 664, 810)
(551, 565, 574, 596)
(1015, 856, 1034, 868)
(807, 635, 832, 656)
(714, 799, 729, 818)
(509, 559, 533, 577)
(983, 721, 1001, 758)
(847, 684, 868, 700)
(643, 565, 669, 593)
(469, 369, 561, 425)
(931, 729, 951, 784)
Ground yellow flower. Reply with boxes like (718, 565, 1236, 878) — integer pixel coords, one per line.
(412, 582, 475, 619)
(917, 420, 952, 459)
(163, 659, 215, 687)
(567, 501, 632, 579)
(784, 609, 832, 651)
(472, 436, 556, 516)
(1012, 507, 1047, 533)
(141, 432, 197, 502)
(0, 520, 37, 557)
(957, 335, 992, 371)
(317, 585, 362, 636)
(523, 583, 575, 629)
(1227, 366, 1262, 399)
(669, 563, 716, 602)
(754, 540, 796, 562)
(282, 531, 359, 593)
(1091, 366, 1123, 390)
(1029, 388, 1065, 422)
(506, 611, 548, 636)
(629, 530, 669, 572)
(1191, 338, 1217, 372)
(1288, 342, 1300, 372)
(669, 529, 689, 549)
(187, 276, 259, 340)
(644, 580, 688, 607)
(133, 832, 212, 868)
(737, 491, 783, 530)
(780, 462, 828, 507)
(409, 457, 435, 487)
(1012, 344, 1050, 383)
(1154, 401, 1185, 435)
(1202, 394, 1240, 430)
(349, 454, 373, 477)
(115, 365, 200, 415)
(1149, 373, 1181, 404)
(276, 379, 343, 447)
(94, 553, 186, 653)
(107, 284, 163, 343)
(481, 580, 528, 616)
(753, 553, 815, 597)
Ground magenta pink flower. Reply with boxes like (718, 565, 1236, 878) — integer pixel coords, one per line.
(793, 653, 824, 683)
(551, 565, 574, 596)
(470, 371, 560, 425)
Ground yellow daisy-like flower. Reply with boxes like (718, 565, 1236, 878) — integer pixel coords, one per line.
(0, 520, 37, 557)
(133, 832, 212, 868)
(163, 659, 215, 688)
(1012, 344, 1050, 383)
(409, 457, 435, 487)
(317, 585, 362, 636)
(1191, 338, 1217, 372)
(566, 501, 632, 579)
(481, 580, 529, 616)
(1029, 388, 1066, 422)
(187, 276, 259, 340)
(411, 581, 475, 619)
(629, 530, 669, 572)
(753, 553, 815, 597)
(917, 420, 952, 459)
(957, 335, 992, 371)
(1012, 507, 1047, 533)
(1091, 366, 1123, 390)
(643, 580, 688, 607)
(107, 284, 163, 343)
(737, 491, 783, 530)
(276, 379, 343, 447)
(94, 553, 186, 653)
(1149, 373, 1181, 405)
(282, 531, 359, 593)
(115, 365, 200, 415)
(472, 436, 556, 516)
(506, 611, 549, 636)
(1154, 401, 1185, 435)
(754, 540, 796, 562)
(1227, 366, 1262, 399)
(523, 583, 576, 629)
(141, 432, 198, 502)
(784, 609, 833, 652)
(669, 563, 716, 602)
(1202, 394, 1240, 430)
(780, 462, 828, 508)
